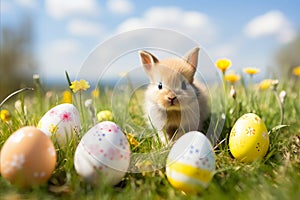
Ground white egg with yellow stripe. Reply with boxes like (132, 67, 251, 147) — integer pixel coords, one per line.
(166, 131, 215, 193)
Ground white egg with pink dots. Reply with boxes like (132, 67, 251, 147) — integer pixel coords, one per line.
(37, 103, 81, 145)
(74, 121, 130, 185)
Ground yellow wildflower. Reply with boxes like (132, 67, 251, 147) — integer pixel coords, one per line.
(62, 90, 72, 103)
(126, 133, 139, 147)
(136, 160, 153, 176)
(293, 66, 300, 77)
(224, 72, 240, 84)
(70, 79, 90, 93)
(49, 124, 59, 134)
(92, 88, 99, 98)
(1, 109, 11, 122)
(97, 110, 113, 122)
(259, 79, 273, 90)
(244, 67, 260, 75)
(215, 58, 231, 73)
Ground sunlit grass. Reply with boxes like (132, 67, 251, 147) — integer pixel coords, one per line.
(0, 74, 299, 199)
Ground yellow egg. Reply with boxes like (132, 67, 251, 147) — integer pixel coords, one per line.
(229, 113, 269, 162)
(0, 126, 56, 187)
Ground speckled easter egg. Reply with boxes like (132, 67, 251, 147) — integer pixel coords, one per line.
(229, 113, 269, 162)
(37, 103, 81, 145)
(166, 131, 215, 194)
(74, 121, 130, 185)
(0, 126, 56, 187)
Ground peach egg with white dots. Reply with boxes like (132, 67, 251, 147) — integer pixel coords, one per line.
(0, 126, 56, 187)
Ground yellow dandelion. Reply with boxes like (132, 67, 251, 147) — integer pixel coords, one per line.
(62, 90, 72, 103)
(126, 133, 139, 147)
(293, 66, 300, 77)
(1, 109, 11, 122)
(97, 110, 113, 122)
(49, 124, 59, 134)
(92, 88, 99, 98)
(135, 159, 154, 176)
(259, 79, 273, 90)
(224, 72, 240, 84)
(70, 79, 90, 93)
(244, 67, 260, 75)
(215, 58, 232, 73)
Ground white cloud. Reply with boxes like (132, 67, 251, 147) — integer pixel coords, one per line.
(39, 39, 84, 78)
(49, 39, 81, 55)
(67, 19, 102, 37)
(117, 6, 216, 43)
(45, 0, 99, 19)
(244, 10, 296, 43)
(210, 43, 237, 59)
(107, 0, 134, 15)
(15, 0, 37, 9)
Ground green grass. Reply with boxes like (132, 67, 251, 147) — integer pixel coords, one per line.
(0, 76, 300, 200)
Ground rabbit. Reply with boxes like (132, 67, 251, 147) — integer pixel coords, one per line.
(139, 47, 210, 144)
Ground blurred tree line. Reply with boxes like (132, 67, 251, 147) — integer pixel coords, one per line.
(0, 17, 36, 101)
(276, 33, 300, 77)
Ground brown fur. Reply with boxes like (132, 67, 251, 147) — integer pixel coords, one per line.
(139, 47, 209, 144)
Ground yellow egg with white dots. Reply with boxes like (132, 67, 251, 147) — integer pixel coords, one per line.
(229, 113, 269, 162)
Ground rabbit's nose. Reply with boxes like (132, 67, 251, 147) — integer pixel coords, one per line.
(168, 96, 177, 104)
(168, 96, 176, 101)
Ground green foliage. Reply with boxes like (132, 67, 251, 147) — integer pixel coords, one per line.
(0, 76, 299, 200)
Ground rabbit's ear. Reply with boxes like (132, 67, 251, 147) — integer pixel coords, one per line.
(139, 50, 159, 71)
(183, 47, 200, 69)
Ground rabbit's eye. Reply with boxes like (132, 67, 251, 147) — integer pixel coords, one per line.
(181, 81, 187, 90)
(158, 82, 163, 90)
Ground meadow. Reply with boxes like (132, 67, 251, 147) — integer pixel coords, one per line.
(0, 65, 300, 200)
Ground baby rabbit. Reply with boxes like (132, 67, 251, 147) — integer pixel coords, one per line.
(139, 47, 209, 144)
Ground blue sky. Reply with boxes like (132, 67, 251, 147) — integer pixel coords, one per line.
(1, 0, 300, 84)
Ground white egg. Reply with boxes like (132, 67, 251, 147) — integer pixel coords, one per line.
(37, 103, 81, 145)
(74, 121, 130, 185)
(166, 131, 215, 193)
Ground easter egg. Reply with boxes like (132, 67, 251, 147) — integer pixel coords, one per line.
(166, 131, 215, 193)
(0, 126, 56, 187)
(229, 113, 269, 162)
(37, 103, 81, 145)
(74, 121, 130, 185)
